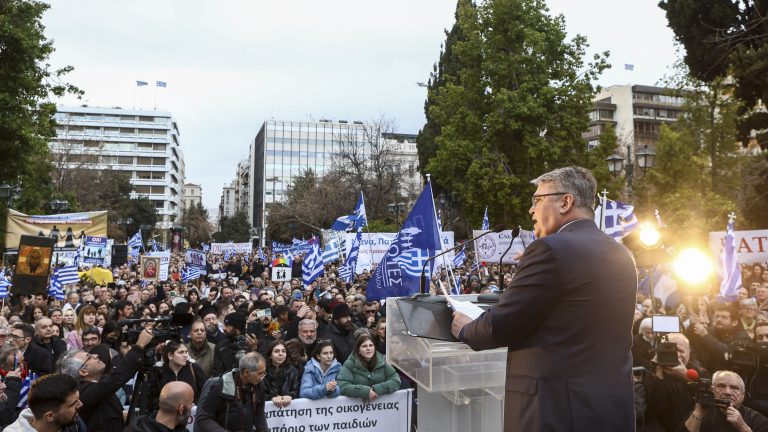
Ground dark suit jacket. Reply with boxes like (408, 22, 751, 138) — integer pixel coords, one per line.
(23, 342, 53, 375)
(461, 219, 637, 431)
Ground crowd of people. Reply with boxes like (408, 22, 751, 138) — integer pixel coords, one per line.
(2, 237, 766, 431)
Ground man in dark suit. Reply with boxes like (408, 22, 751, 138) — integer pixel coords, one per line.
(10, 322, 53, 375)
(452, 166, 637, 431)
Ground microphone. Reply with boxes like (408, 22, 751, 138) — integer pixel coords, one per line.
(686, 369, 699, 382)
(419, 224, 507, 295)
(497, 226, 520, 292)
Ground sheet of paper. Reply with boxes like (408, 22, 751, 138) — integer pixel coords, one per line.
(449, 299, 485, 320)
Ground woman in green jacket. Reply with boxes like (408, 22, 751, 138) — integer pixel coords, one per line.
(337, 332, 401, 400)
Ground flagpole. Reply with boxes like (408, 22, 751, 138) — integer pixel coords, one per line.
(426, 174, 459, 295)
(361, 192, 376, 273)
(599, 189, 608, 232)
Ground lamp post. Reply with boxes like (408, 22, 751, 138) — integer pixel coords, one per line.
(606, 144, 656, 198)
(388, 202, 406, 226)
(0, 184, 21, 208)
(49, 199, 69, 214)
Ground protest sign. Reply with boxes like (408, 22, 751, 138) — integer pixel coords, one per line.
(12, 235, 56, 296)
(709, 229, 768, 264)
(185, 249, 207, 274)
(185, 389, 413, 432)
(146, 251, 171, 281)
(341, 232, 454, 273)
(5, 209, 107, 250)
(211, 242, 252, 254)
(82, 236, 108, 265)
(473, 229, 533, 264)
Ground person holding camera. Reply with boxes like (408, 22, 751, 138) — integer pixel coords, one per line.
(211, 311, 257, 377)
(195, 351, 269, 432)
(689, 303, 751, 373)
(59, 325, 153, 431)
(685, 370, 768, 431)
(744, 323, 768, 416)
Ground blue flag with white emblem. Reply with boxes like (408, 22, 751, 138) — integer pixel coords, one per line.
(330, 192, 368, 231)
(368, 182, 442, 301)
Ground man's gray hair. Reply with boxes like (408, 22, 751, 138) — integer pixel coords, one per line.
(530, 166, 597, 213)
(638, 317, 652, 334)
(712, 370, 745, 392)
(239, 351, 265, 372)
(298, 319, 318, 330)
(59, 350, 86, 379)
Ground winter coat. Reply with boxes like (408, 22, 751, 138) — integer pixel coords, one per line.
(325, 321, 356, 364)
(300, 358, 341, 399)
(187, 340, 216, 376)
(195, 369, 269, 432)
(263, 362, 301, 399)
(156, 361, 208, 403)
(124, 411, 188, 432)
(337, 352, 400, 400)
(4, 407, 86, 432)
(0, 376, 22, 427)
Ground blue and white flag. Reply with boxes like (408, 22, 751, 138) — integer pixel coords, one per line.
(322, 239, 341, 265)
(150, 239, 159, 252)
(481, 207, 489, 230)
(368, 182, 442, 301)
(437, 205, 443, 231)
(625, 64, 635, 71)
(719, 216, 742, 300)
(128, 231, 143, 249)
(201, 243, 210, 253)
(17, 372, 39, 409)
(257, 248, 266, 261)
(48, 274, 65, 301)
(0, 275, 10, 299)
(156, 81, 167, 88)
(339, 229, 362, 282)
(182, 266, 201, 283)
(73, 246, 81, 267)
(330, 192, 368, 231)
(136, 80, 148, 87)
(55, 266, 79, 285)
(595, 199, 638, 240)
(302, 243, 324, 286)
(452, 246, 466, 268)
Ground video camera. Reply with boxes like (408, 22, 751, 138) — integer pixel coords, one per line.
(688, 377, 731, 409)
(119, 312, 195, 346)
(652, 315, 682, 367)
(729, 340, 768, 368)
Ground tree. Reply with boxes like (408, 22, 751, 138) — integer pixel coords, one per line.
(659, 0, 768, 149)
(181, 202, 213, 247)
(418, 0, 609, 228)
(213, 209, 251, 243)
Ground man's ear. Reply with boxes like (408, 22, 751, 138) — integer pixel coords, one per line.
(79, 366, 89, 378)
(43, 410, 55, 423)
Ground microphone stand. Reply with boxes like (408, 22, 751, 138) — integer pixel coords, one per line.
(418, 225, 507, 296)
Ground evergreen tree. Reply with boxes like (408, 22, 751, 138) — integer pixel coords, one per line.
(419, 0, 609, 227)
(181, 202, 213, 247)
(213, 210, 251, 243)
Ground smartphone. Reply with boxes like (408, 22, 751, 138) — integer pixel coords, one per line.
(256, 309, 272, 319)
(169, 290, 177, 297)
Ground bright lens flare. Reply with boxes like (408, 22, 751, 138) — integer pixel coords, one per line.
(673, 248, 714, 285)
(638, 223, 662, 249)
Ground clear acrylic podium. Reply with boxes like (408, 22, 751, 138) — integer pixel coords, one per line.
(386, 295, 506, 432)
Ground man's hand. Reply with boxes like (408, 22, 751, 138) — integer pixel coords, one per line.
(6, 368, 21, 378)
(297, 305, 311, 319)
(693, 323, 708, 337)
(724, 406, 748, 431)
(245, 333, 258, 351)
(136, 328, 154, 349)
(451, 311, 472, 340)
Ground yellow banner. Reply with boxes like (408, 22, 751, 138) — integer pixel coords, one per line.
(5, 209, 108, 249)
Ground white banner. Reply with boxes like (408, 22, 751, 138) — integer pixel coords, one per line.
(210, 242, 252, 254)
(342, 232, 454, 273)
(186, 389, 413, 432)
(147, 251, 171, 281)
(473, 229, 534, 264)
(185, 250, 207, 275)
(709, 229, 768, 264)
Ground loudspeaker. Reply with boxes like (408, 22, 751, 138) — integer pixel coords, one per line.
(112, 244, 128, 266)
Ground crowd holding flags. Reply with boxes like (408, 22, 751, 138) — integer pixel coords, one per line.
(718, 213, 742, 300)
(302, 243, 324, 285)
(339, 229, 362, 283)
(0, 274, 11, 299)
(596, 196, 639, 240)
(182, 266, 201, 283)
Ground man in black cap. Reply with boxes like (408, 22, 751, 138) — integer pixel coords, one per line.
(211, 311, 255, 377)
(200, 306, 226, 345)
(326, 303, 357, 363)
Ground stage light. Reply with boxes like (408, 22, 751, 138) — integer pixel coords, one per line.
(638, 222, 662, 249)
(673, 248, 714, 286)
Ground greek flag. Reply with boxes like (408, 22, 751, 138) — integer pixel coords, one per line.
(156, 81, 167, 87)
(624, 64, 634, 71)
(128, 231, 143, 249)
(55, 266, 79, 285)
(369, 182, 442, 301)
(48, 274, 65, 301)
(150, 239, 159, 252)
(322, 240, 341, 265)
(257, 248, 266, 261)
(471, 254, 480, 272)
(0, 275, 11, 299)
(182, 266, 200, 283)
(73, 246, 81, 267)
(136, 80, 148, 86)
(340, 229, 362, 282)
(17, 372, 39, 409)
(719, 215, 742, 300)
(330, 192, 368, 231)
(595, 199, 638, 240)
(437, 205, 443, 231)
(452, 246, 466, 268)
(201, 243, 210, 253)
(481, 207, 489, 230)
(302, 243, 324, 285)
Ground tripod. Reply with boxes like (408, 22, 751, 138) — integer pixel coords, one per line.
(126, 346, 162, 423)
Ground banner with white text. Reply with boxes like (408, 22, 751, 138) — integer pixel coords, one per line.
(210, 242, 252, 254)
(709, 229, 768, 264)
(342, 232, 454, 273)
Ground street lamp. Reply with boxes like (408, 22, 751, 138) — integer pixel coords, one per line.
(388, 202, 406, 225)
(0, 184, 22, 207)
(49, 199, 69, 214)
(606, 144, 656, 197)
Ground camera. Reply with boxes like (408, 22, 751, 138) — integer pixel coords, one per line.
(120, 312, 195, 346)
(651, 315, 683, 367)
(689, 378, 731, 409)
(729, 340, 768, 368)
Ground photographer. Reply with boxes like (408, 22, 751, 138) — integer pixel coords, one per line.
(684, 370, 768, 431)
(59, 326, 153, 431)
(211, 312, 257, 377)
(689, 303, 751, 373)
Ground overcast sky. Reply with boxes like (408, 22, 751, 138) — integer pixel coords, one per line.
(43, 0, 677, 213)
